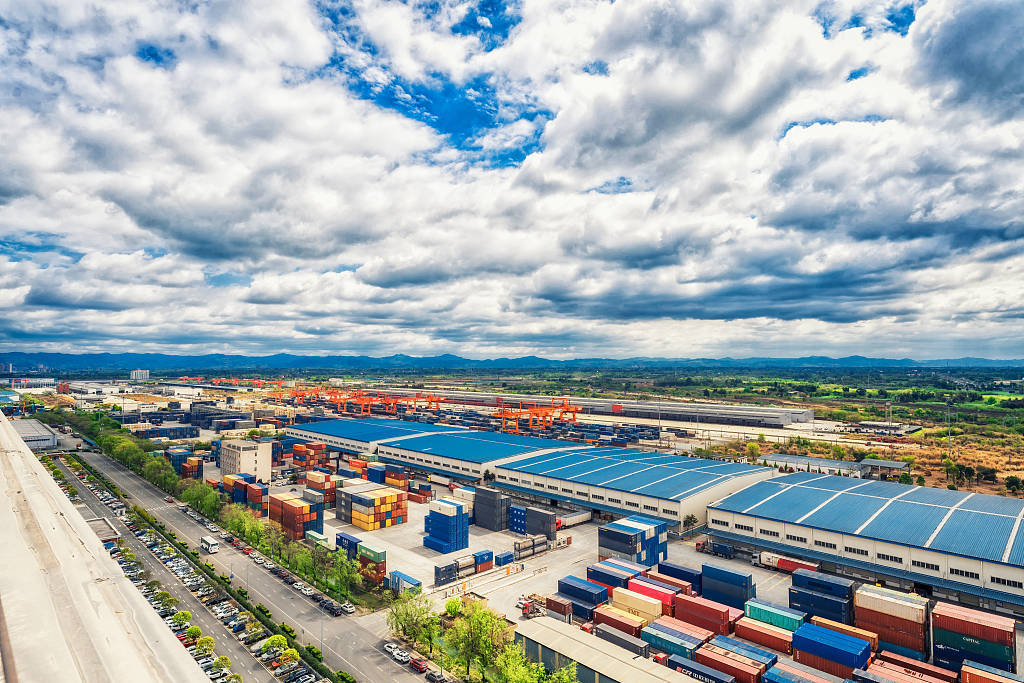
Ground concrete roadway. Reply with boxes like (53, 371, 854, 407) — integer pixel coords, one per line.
(76, 449, 427, 683)
(57, 456, 275, 683)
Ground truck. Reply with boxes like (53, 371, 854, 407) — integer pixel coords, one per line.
(517, 594, 547, 618)
(696, 539, 735, 559)
(752, 551, 819, 573)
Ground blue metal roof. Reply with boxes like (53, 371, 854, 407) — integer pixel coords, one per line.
(379, 431, 564, 464)
(501, 448, 764, 502)
(289, 417, 456, 443)
(710, 473, 1024, 568)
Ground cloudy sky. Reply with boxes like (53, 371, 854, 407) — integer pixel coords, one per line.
(1, 0, 1022, 360)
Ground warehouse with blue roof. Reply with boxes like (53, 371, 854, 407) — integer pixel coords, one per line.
(286, 417, 773, 523)
(707, 471, 1024, 612)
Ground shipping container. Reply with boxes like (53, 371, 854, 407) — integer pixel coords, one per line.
(793, 649, 856, 680)
(593, 605, 647, 637)
(628, 577, 677, 613)
(873, 651, 957, 683)
(792, 569, 855, 600)
(711, 635, 777, 668)
(932, 628, 1014, 663)
(642, 625, 702, 659)
(612, 587, 663, 623)
(932, 602, 1016, 648)
(962, 661, 1024, 683)
(792, 623, 871, 670)
(647, 570, 694, 594)
(790, 587, 852, 624)
(695, 644, 763, 683)
(854, 586, 928, 624)
(734, 617, 793, 654)
(811, 616, 879, 651)
(666, 654, 736, 683)
(745, 599, 806, 632)
(593, 623, 651, 657)
(660, 562, 703, 594)
(674, 593, 735, 635)
(773, 661, 845, 683)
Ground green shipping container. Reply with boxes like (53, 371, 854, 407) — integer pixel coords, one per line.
(744, 600, 805, 632)
(933, 628, 1015, 662)
(640, 627, 699, 659)
(357, 542, 386, 563)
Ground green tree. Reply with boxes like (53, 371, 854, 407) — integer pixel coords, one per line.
(916, 475, 926, 486)
(446, 601, 509, 679)
(262, 634, 288, 653)
(212, 655, 231, 672)
(196, 636, 215, 656)
(1006, 475, 1022, 494)
(170, 610, 192, 630)
(279, 648, 301, 664)
(386, 587, 432, 640)
(445, 598, 462, 619)
(546, 662, 578, 683)
(225, 675, 243, 683)
(746, 442, 761, 459)
(185, 625, 203, 641)
(898, 473, 913, 485)
(145, 579, 162, 592)
(494, 642, 543, 683)
(683, 514, 699, 529)
(333, 555, 362, 600)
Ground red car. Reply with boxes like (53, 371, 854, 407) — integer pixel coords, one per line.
(165, 496, 174, 503)
(410, 658, 428, 673)
(231, 540, 242, 548)
(242, 547, 254, 555)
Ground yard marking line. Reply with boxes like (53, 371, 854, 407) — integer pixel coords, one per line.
(795, 480, 875, 524)
(924, 492, 976, 547)
(1001, 505, 1024, 563)
(741, 474, 831, 514)
(853, 487, 919, 534)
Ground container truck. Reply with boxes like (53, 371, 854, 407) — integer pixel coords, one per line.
(696, 539, 735, 559)
(753, 551, 819, 573)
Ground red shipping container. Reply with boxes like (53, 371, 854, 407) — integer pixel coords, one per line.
(855, 607, 926, 636)
(854, 619, 926, 652)
(962, 663, 1023, 683)
(475, 561, 493, 572)
(735, 617, 793, 654)
(593, 606, 645, 638)
(931, 602, 1016, 647)
(777, 557, 819, 573)
(674, 594, 731, 629)
(874, 652, 957, 683)
(793, 649, 854, 680)
(546, 596, 572, 616)
(646, 570, 693, 595)
(695, 646, 761, 683)
(588, 579, 614, 594)
(870, 661, 949, 683)
(773, 663, 836, 683)
(628, 577, 676, 608)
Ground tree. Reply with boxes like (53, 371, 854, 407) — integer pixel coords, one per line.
(445, 598, 461, 619)
(279, 648, 300, 664)
(212, 655, 231, 672)
(386, 588, 432, 640)
(916, 475, 926, 486)
(898, 473, 913, 485)
(419, 616, 441, 658)
(746, 442, 761, 459)
(196, 636, 215, 656)
(171, 610, 192, 630)
(266, 525, 286, 561)
(145, 579, 162, 592)
(333, 555, 362, 600)
(683, 514, 699, 529)
(225, 675, 243, 683)
(494, 642, 543, 683)
(446, 601, 509, 679)
(262, 634, 288, 653)
(547, 662, 578, 683)
(1006, 476, 1022, 494)
(185, 625, 203, 641)
(309, 543, 332, 587)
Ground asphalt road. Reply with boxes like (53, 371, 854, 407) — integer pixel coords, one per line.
(76, 448, 428, 683)
(56, 456, 274, 683)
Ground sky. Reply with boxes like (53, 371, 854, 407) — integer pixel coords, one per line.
(0, 0, 1022, 360)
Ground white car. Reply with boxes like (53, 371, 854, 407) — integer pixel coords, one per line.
(301, 587, 314, 596)
(292, 582, 305, 591)
(392, 649, 410, 664)
(253, 557, 264, 565)
(263, 562, 275, 571)
(383, 643, 399, 654)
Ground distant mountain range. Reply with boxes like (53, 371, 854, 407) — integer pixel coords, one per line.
(2, 351, 1024, 372)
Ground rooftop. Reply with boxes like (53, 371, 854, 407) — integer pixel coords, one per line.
(503, 446, 765, 501)
(381, 429, 573, 464)
(11, 418, 56, 438)
(709, 472, 1024, 565)
(288, 417, 456, 444)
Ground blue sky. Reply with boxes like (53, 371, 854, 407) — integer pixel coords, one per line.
(0, 0, 1023, 359)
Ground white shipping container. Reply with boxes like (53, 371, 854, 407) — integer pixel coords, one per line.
(611, 588, 663, 615)
(854, 589, 927, 623)
(558, 511, 592, 527)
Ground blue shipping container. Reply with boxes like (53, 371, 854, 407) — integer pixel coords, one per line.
(558, 576, 608, 604)
(666, 655, 736, 683)
(702, 563, 754, 590)
(658, 562, 702, 594)
(711, 635, 778, 667)
(792, 569, 855, 600)
(792, 623, 871, 670)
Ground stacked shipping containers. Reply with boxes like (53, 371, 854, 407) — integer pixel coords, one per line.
(612, 587, 664, 624)
(180, 455, 204, 480)
(643, 615, 714, 659)
(853, 585, 929, 660)
(474, 486, 510, 531)
(165, 445, 193, 475)
(245, 481, 269, 517)
(473, 550, 493, 572)
(356, 542, 386, 585)
(703, 564, 757, 609)
(336, 531, 361, 560)
(305, 471, 343, 508)
(268, 489, 324, 540)
(292, 442, 327, 470)
(789, 569, 855, 625)
(509, 505, 527, 534)
(962, 661, 1024, 683)
(350, 486, 408, 531)
(383, 463, 408, 490)
(556, 575, 607, 621)
(673, 593, 743, 635)
(734, 618, 794, 654)
(423, 498, 470, 553)
(526, 507, 557, 541)
(597, 516, 668, 565)
(744, 599, 806, 632)
(931, 602, 1017, 673)
(658, 562, 703, 595)
(792, 623, 872, 679)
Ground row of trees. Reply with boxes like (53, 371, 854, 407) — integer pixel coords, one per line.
(386, 592, 575, 683)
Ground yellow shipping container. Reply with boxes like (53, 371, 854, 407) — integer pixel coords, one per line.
(612, 588, 662, 624)
(602, 605, 649, 628)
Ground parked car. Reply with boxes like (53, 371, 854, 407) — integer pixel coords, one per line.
(425, 671, 449, 683)
(383, 642, 399, 654)
(340, 602, 355, 614)
(410, 657, 428, 673)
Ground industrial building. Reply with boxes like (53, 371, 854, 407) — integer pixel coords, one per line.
(220, 439, 272, 482)
(706, 471, 1024, 613)
(129, 369, 150, 381)
(287, 418, 772, 523)
(515, 617, 693, 682)
(382, 388, 815, 428)
(12, 418, 58, 450)
(754, 453, 909, 479)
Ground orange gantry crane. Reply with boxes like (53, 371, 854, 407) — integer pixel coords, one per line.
(496, 399, 580, 434)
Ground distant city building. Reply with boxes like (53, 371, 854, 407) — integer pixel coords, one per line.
(220, 440, 272, 483)
(130, 369, 150, 381)
(8, 377, 56, 389)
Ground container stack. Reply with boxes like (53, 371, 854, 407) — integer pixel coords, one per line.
(744, 599, 806, 632)
(695, 641, 766, 683)
(673, 593, 743, 635)
(245, 482, 269, 517)
(792, 623, 872, 679)
(336, 532, 361, 560)
(513, 534, 550, 560)
(526, 507, 557, 540)
(366, 463, 386, 484)
(473, 550, 493, 572)
(658, 562, 703, 595)
(767, 661, 846, 683)
(211, 440, 221, 466)
(452, 487, 476, 523)
(642, 616, 714, 659)
(305, 530, 331, 550)
(931, 602, 1016, 673)
(612, 587, 664, 624)
(555, 575, 608, 621)
(789, 569, 855, 624)
(810, 616, 878, 651)
(711, 636, 778, 668)
(854, 652, 959, 683)
(702, 564, 756, 609)
(350, 487, 408, 531)
(628, 577, 678, 616)
(594, 622, 650, 657)
(509, 505, 527, 534)
(165, 445, 193, 475)
(593, 605, 648, 637)
(434, 562, 457, 586)
(301, 488, 325, 534)
(181, 455, 204, 480)
(587, 561, 636, 590)
(961, 661, 1023, 683)
(292, 442, 327, 470)
(269, 490, 324, 540)
(423, 499, 470, 553)
(473, 487, 510, 531)
(665, 655, 736, 683)
(356, 542, 386, 585)
(597, 516, 668, 565)
(383, 464, 408, 490)
(346, 458, 368, 478)
(305, 471, 343, 508)
(853, 585, 929, 660)
(545, 596, 573, 623)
